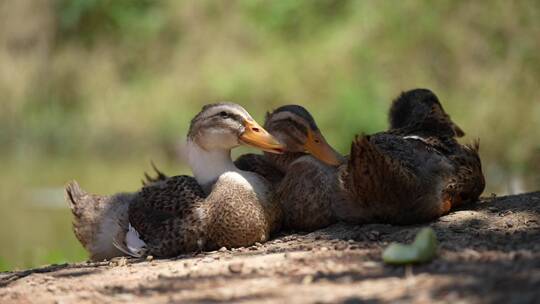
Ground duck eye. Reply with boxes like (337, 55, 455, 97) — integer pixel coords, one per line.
(219, 111, 229, 118)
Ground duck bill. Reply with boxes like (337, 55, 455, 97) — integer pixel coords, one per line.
(240, 120, 284, 154)
(304, 130, 343, 166)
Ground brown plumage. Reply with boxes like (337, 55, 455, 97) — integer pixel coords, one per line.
(138, 167, 283, 252)
(337, 89, 485, 224)
(126, 175, 207, 257)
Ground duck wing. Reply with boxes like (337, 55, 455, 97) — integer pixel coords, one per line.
(339, 134, 418, 221)
(338, 133, 459, 224)
(442, 139, 485, 209)
(118, 175, 207, 257)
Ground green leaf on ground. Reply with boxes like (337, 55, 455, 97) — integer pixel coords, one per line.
(382, 227, 438, 265)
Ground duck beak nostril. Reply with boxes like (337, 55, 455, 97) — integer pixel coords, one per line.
(240, 120, 284, 154)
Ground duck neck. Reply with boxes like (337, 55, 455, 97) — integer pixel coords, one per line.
(186, 140, 239, 191)
(264, 151, 308, 172)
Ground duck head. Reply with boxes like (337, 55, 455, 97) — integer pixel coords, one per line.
(186, 102, 284, 188)
(188, 102, 284, 153)
(389, 88, 465, 137)
(264, 105, 343, 166)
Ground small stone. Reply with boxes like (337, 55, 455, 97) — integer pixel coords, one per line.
(218, 247, 228, 252)
(338, 276, 353, 284)
(255, 242, 262, 246)
(115, 294, 134, 301)
(320, 247, 329, 252)
(302, 275, 314, 285)
(498, 210, 513, 217)
(116, 257, 128, 267)
(146, 255, 154, 261)
(334, 243, 348, 250)
(362, 261, 380, 268)
(228, 262, 244, 274)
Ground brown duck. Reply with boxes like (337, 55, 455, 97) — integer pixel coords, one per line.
(66, 102, 284, 259)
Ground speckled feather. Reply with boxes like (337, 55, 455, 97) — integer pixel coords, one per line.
(204, 172, 282, 249)
(127, 175, 207, 257)
(138, 160, 283, 253)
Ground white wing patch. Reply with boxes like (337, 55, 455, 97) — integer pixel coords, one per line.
(113, 223, 147, 258)
(403, 135, 428, 144)
(125, 223, 147, 256)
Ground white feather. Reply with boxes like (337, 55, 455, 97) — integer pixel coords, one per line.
(403, 135, 429, 144)
(125, 223, 146, 256)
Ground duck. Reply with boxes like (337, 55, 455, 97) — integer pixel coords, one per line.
(336, 89, 485, 225)
(66, 102, 285, 260)
(236, 89, 485, 230)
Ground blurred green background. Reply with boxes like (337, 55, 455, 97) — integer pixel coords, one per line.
(1, 0, 539, 271)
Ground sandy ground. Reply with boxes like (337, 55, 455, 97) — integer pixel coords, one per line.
(1, 192, 540, 304)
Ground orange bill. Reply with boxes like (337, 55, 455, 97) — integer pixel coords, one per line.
(304, 129, 343, 166)
(240, 119, 284, 154)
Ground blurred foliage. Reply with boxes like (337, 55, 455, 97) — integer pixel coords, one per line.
(1, 0, 537, 170)
(57, 0, 163, 44)
(0, 0, 539, 270)
(0, 257, 8, 272)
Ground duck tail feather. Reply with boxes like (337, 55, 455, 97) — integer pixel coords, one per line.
(466, 138, 481, 152)
(142, 161, 169, 186)
(65, 180, 90, 217)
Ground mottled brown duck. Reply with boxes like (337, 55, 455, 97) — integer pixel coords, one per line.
(66, 102, 284, 260)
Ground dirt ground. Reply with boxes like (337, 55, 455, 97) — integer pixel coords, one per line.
(1, 192, 539, 304)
